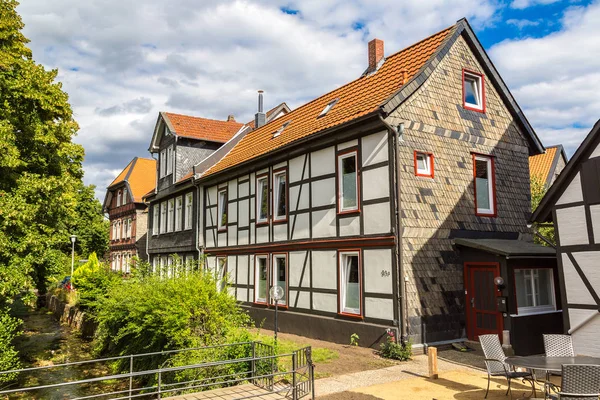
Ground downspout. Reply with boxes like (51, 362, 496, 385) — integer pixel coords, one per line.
(379, 114, 408, 344)
(195, 180, 203, 262)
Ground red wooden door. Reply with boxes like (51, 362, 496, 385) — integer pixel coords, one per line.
(465, 263, 502, 341)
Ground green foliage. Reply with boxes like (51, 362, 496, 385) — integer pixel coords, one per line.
(0, 308, 21, 385)
(531, 176, 556, 246)
(93, 270, 251, 374)
(350, 333, 359, 347)
(72, 185, 109, 258)
(379, 330, 411, 361)
(72, 253, 121, 317)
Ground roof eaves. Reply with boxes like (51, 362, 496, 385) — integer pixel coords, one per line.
(531, 119, 600, 223)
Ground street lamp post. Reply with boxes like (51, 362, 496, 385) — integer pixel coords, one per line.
(269, 286, 284, 344)
(70, 234, 77, 290)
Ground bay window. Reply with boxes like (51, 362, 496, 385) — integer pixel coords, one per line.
(256, 175, 269, 224)
(515, 268, 556, 315)
(273, 170, 287, 221)
(255, 255, 268, 304)
(339, 251, 361, 316)
(218, 189, 227, 231)
(473, 154, 496, 217)
(337, 151, 359, 213)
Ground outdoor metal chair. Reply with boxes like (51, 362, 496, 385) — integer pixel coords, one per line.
(544, 334, 575, 357)
(546, 364, 600, 400)
(479, 334, 535, 399)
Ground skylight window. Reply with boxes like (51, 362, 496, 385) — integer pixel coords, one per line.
(318, 98, 339, 117)
(273, 121, 291, 138)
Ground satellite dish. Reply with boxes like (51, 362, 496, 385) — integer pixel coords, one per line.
(269, 286, 284, 301)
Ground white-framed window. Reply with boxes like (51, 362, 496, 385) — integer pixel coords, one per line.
(167, 199, 174, 232)
(153, 205, 160, 236)
(463, 70, 485, 112)
(256, 175, 269, 223)
(254, 255, 269, 304)
(337, 151, 359, 213)
(112, 222, 117, 241)
(122, 188, 128, 205)
(160, 149, 166, 178)
(124, 253, 130, 273)
(273, 170, 287, 221)
(218, 189, 227, 231)
(339, 251, 361, 315)
(415, 151, 434, 178)
(152, 256, 158, 274)
(217, 257, 227, 292)
(175, 196, 183, 231)
(111, 255, 116, 271)
(473, 154, 496, 217)
(116, 190, 122, 207)
(184, 193, 193, 230)
(515, 269, 556, 315)
(167, 146, 173, 175)
(160, 202, 167, 233)
(272, 254, 287, 306)
(116, 254, 121, 272)
(185, 255, 194, 273)
(116, 220, 121, 240)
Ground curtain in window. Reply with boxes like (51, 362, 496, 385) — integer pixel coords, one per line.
(342, 157, 357, 209)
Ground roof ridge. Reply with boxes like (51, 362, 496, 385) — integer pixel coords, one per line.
(164, 111, 244, 125)
(384, 24, 455, 60)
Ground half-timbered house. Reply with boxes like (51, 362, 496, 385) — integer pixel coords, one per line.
(531, 120, 600, 357)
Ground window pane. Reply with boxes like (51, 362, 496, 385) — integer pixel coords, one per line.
(275, 257, 286, 304)
(465, 78, 478, 105)
(258, 258, 267, 301)
(537, 269, 553, 306)
(276, 174, 286, 218)
(219, 191, 227, 228)
(342, 155, 357, 209)
(218, 258, 227, 292)
(258, 179, 268, 220)
(344, 254, 360, 312)
(475, 159, 490, 210)
(417, 154, 427, 171)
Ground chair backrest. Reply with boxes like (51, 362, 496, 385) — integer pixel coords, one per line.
(479, 334, 508, 374)
(544, 334, 575, 357)
(560, 364, 600, 400)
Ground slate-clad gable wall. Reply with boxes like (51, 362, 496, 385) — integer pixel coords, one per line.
(176, 141, 220, 182)
(386, 35, 532, 343)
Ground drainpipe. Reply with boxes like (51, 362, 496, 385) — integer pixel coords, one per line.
(379, 114, 408, 344)
(196, 182, 203, 262)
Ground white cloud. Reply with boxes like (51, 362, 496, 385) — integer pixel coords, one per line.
(490, 1, 600, 155)
(511, 0, 560, 9)
(506, 18, 541, 29)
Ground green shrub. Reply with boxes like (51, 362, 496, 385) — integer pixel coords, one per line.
(379, 330, 411, 361)
(0, 308, 21, 386)
(93, 270, 251, 375)
(350, 333, 359, 347)
(72, 252, 121, 317)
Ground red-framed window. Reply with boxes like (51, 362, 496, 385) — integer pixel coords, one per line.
(414, 151, 434, 178)
(337, 250, 363, 318)
(272, 167, 288, 223)
(256, 173, 269, 225)
(271, 253, 288, 307)
(473, 153, 497, 217)
(337, 150, 360, 214)
(462, 69, 485, 113)
(254, 254, 269, 304)
(216, 256, 227, 292)
(217, 188, 228, 231)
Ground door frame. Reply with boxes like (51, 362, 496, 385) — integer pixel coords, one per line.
(464, 262, 503, 341)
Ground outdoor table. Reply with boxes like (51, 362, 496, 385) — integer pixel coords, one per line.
(505, 355, 600, 398)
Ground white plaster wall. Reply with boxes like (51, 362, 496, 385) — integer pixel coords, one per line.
(590, 205, 600, 244)
(239, 180, 249, 198)
(238, 255, 249, 285)
(228, 202, 237, 223)
(572, 251, 600, 288)
(313, 293, 337, 313)
(237, 288, 247, 303)
(362, 131, 388, 167)
(250, 197, 255, 220)
(590, 142, 600, 159)
(206, 256, 216, 273)
(227, 226, 237, 246)
(228, 180, 237, 200)
(311, 250, 337, 289)
(339, 216, 360, 236)
(273, 223, 287, 242)
(363, 167, 390, 201)
(289, 251, 310, 287)
(289, 290, 310, 309)
(289, 155, 307, 183)
(208, 208, 217, 227)
(363, 203, 391, 234)
(561, 253, 596, 305)
(569, 308, 596, 331)
(311, 147, 335, 177)
(364, 249, 394, 294)
(572, 313, 600, 357)
(365, 298, 394, 320)
(338, 139, 358, 150)
(207, 186, 218, 206)
(289, 184, 309, 212)
(291, 213, 310, 240)
(556, 206, 589, 246)
(226, 255, 236, 283)
(238, 199, 249, 227)
(205, 229, 215, 248)
(238, 229, 249, 245)
(556, 172, 584, 205)
(217, 232, 227, 247)
(311, 178, 336, 207)
(273, 161, 286, 170)
(312, 209, 337, 238)
(256, 226, 269, 243)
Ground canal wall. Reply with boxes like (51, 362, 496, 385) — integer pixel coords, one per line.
(45, 293, 97, 338)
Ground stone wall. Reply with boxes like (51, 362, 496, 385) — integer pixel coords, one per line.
(46, 294, 97, 338)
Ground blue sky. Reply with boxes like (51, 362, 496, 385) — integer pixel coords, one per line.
(16, 0, 600, 199)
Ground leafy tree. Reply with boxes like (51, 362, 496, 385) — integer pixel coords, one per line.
(72, 253, 120, 317)
(531, 175, 556, 246)
(71, 185, 109, 258)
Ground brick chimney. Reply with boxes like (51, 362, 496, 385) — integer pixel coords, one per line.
(227, 115, 235, 122)
(368, 38, 384, 72)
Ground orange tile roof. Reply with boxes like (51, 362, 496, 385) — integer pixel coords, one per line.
(164, 112, 244, 143)
(246, 103, 290, 129)
(529, 146, 558, 184)
(203, 25, 454, 177)
(108, 157, 156, 202)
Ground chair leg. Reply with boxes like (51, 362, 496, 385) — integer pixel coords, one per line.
(485, 373, 490, 399)
(506, 377, 512, 399)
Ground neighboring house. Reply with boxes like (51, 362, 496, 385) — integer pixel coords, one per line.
(531, 120, 600, 357)
(103, 157, 156, 272)
(530, 144, 568, 187)
(145, 104, 290, 272)
(191, 18, 558, 353)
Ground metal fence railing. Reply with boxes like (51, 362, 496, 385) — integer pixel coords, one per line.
(0, 341, 315, 400)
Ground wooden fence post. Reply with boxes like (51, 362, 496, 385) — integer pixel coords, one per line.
(428, 346, 438, 379)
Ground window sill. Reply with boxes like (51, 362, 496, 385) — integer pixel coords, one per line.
(272, 218, 288, 225)
(475, 212, 496, 218)
(464, 104, 485, 114)
(415, 173, 434, 179)
(337, 209, 360, 216)
(511, 309, 561, 317)
(256, 221, 269, 227)
(338, 312, 363, 320)
(217, 228, 227, 233)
